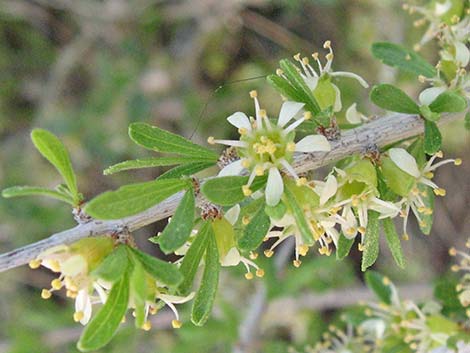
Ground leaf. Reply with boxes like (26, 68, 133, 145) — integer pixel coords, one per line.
(77, 270, 129, 351)
(429, 91, 467, 113)
(264, 201, 287, 220)
(91, 245, 129, 282)
(424, 120, 442, 155)
(465, 112, 470, 130)
(1, 186, 75, 205)
(382, 218, 405, 268)
(191, 229, 220, 326)
(238, 203, 271, 251)
(201, 175, 267, 206)
(370, 84, 419, 114)
(267, 74, 308, 109)
(157, 161, 216, 180)
(178, 222, 211, 295)
(129, 122, 218, 160)
(336, 232, 355, 260)
(361, 211, 380, 271)
(127, 247, 183, 287)
(364, 271, 393, 304)
(129, 259, 147, 328)
(31, 129, 79, 203)
(418, 185, 434, 235)
(284, 185, 314, 246)
(104, 157, 204, 175)
(371, 42, 437, 78)
(152, 189, 195, 254)
(85, 178, 188, 219)
(380, 157, 415, 197)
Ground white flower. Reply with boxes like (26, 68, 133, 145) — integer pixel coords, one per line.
(209, 92, 331, 206)
(345, 103, 369, 124)
(418, 86, 447, 106)
(156, 292, 195, 329)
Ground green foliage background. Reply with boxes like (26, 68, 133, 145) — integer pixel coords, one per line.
(0, 0, 468, 352)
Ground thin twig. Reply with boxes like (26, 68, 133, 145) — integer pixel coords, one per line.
(0, 111, 463, 272)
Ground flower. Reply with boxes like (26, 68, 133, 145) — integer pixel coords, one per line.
(208, 91, 331, 206)
(29, 237, 115, 325)
(289, 40, 369, 112)
(155, 292, 195, 329)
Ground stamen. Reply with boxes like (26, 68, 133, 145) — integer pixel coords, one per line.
(41, 289, 52, 299)
(29, 259, 42, 269)
(73, 311, 84, 322)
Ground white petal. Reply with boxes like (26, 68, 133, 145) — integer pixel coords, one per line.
(225, 204, 240, 225)
(434, 0, 452, 15)
(277, 101, 305, 127)
(333, 84, 342, 112)
(345, 103, 367, 124)
(454, 41, 470, 67)
(330, 71, 369, 88)
(419, 87, 446, 106)
(227, 112, 252, 131)
(295, 135, 331, 152)
(265, 167, 284, 206)
(158, 292, 195, 304)
(389, 148, 420, 178)
(304, 76, 319, 90)
(320, 174, 337, 206)
(218, 160, 244, 177)
(75, 290, 92, 325)
(221, 247, 241, 266)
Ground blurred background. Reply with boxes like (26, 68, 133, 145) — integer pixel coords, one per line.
(0, 0, 468, 352)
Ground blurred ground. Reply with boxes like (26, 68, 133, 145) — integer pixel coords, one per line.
(0, 1, 468, 352)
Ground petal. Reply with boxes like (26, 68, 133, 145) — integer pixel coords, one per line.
(227, 112, 252, 131)
(75, 290, 92, 325)
(158, 292, 195, 304)
(389, 148, 420, 178)
(345, 103, 366, 124)
(418, 87, 446, 106)
(330, 71, 369, 88)
(304, 76, 319, 90)
(220, 247, 241, 266)
(265, 167, 284, 206)
(320, 174, 337, 205)
(333, 84, 342, 112)
(225, 204, 240, 225)
(218, 160, 244, 177)
(277, 101, 305, 127)
(455, 41, 470, 67)
(295, 135, 331, 152)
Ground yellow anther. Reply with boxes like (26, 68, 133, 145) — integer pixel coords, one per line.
(466, 240, 470, 248)
(296, 177, 307, 186)
(414, 44, 422, 52)
(323, 40, 331, 49)
(245, 272, 254, 280)
(264, 249, 274, 258)
(424, 172, 434, 179)
(293, 259, 302, 268)
(454, 158, 462, 166)
(312, 52, 319, 60)
(41, 289, 52, 300)
(358, 243, 364, 252)
(207, 136, 215, 145)
(51, 278, 62, 290)
(249, 251, 258, 260)
(418, 75, 426, 83)
(249, 90, 258, 98)
(256, 269, 265, 278)
(382, 277, 391, 286)
(121, 316, 127, 323)
(346, 227, 356, 236)
(286, 142, 296, 152)
(49, 260, 61, 272)
(172, 320, 182, 329)
(29, 259, 42, 269)
(417, 206, 427, 213)
(411, 187, 420, 196)
(73, 311, 84, 322)
(241, 159, 250, 168)
(242, 216, 250, 225)
(259, 109, 267, 118)
(142, 320, 152, 331)
(298, 244, 309, 256)
(451, 15, 460, 24)
(435, 150, 443, 158)
(326, 53, 334, 61)
(329, 206, 341, 214)
(276, 68, 283, 76)
(255, 165, 265, 176)
(238, 127, 248, 135)
(149, 306, 158, 315)
(451, 265, 460, 272)
(358, 226, 366, 235)
(303, 111, 312, 120)
(302, 57, 309, 65)
(66, 290, 77, 298)
(360, 194, 368, 201)
(433, 188, 446, 196)
(402, 233, 410, 241)
(242, 185, 252, 196)
(293, 53, 301, 61)
(449, 247, 457, 256)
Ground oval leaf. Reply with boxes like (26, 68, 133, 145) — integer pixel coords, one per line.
(429, 91, 467, 113)
(361, 210, 380, 271)
(157, 161, 216, 180)
(2, 186, 74, 205)
(91, 245, 129, 282)
(284, 185, 314, 246)
(129, 259, 147, 328)
(370, 84, 419, 114)
(424, 120, 442, 155)
(336, 232, 355, 260)
(104, 157, 202, 175)
(382, 218, 405, 269)
(238, 204, 271, 251)
(364, 270, 393, 305)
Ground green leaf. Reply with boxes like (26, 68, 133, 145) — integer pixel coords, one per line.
(364, 271, 393, 304)
(336, 232, 355, 260)
(178, 222, 211, 295)
(201, 175, 267, 206)
(418, 185, 434, 235)
(382, 218, 405, 268)
(371, 42, 437, 78)
(157, 161, 216, 180)
(238, 204, 271, 251)
(465, 112, 470, 130)
(77, 270, 129, 351)
(152, 189, 195, 254)
(128, 247, 183, 287)
(129, 122, 218, 160)
(424, 120, 442, 155)
(264, 201, 287, 220)
(267, 75, 308, 109)
(1, 186, 75, 205)
(91, 245, 129, 282)
(279, 59, 321, 113)
(284, 185, 314, 246)
(85, 178, 188, 219)
(104, 157, 204, 175)
(31, 129, 79, 203)
(381, 157, 415, 197)
(129, 259, 147, 328)
(370, 84, 419, 114)
(419, 105, 441, 122)
(407, 138, 426, 168)
(191, 229, 220, 326)
(361, 211, 380, 271)
(429, 91, 467, 113)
